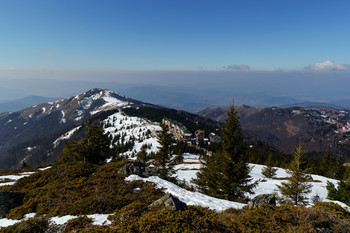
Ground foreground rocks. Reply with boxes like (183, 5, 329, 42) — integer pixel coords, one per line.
(149, 193, 187, 211)
(248, 194, 276, 209)
(118, 160, 164, 178)
(0, 191, 24, 218)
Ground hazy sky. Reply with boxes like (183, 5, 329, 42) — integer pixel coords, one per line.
(1, 0, 350, 110)
(1, 0, 350, 72)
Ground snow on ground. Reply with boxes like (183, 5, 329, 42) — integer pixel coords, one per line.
(103, 111, 161, 156)
(0, 172, 36, 187)
(127, 153, 348, 212)
(100, 90, 129, 109)
(59, 110, 66, 124)
(0, 166, 51, 187)
(0, 213, 36, 228)
(53, 126, 82, 148)
(0, 213, 112, 229)
(125, 175, 246, 211)
(248, 164, 340, 207)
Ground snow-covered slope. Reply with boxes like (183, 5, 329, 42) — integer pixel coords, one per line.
(0, 88, 153, 169)
(127, 154, 348, 211)
(103, 111, 161, 156)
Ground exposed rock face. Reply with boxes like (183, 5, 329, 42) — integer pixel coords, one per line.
(149, 193, 187, 211)
(0, 191, 24, 218)
(248, 194, 276, 209)
(118, 160, 163, 178)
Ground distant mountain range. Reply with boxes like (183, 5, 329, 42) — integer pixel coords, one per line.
(1, 88, 350, 169)
(0, 96, 61, 113)
(198, 105, 348, 155)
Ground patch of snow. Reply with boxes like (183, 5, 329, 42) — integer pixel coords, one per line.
(51, 215, 77, 225)
(88, 214, 112, 225)
(59, 110, 66, 123)
(0, 219, 21, 228)
(0, 172, 35, 187)
(50, 214, 112, 226)
(76, 109, 83, 116)
(26, 147, 35, 152)
(125, 175, 246, 211)
(42, 107, 46, 114)
(38, 166, 52, 171)
(53, 126, 81, 148)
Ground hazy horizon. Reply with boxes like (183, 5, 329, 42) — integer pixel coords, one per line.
(1, 1, 350, 111)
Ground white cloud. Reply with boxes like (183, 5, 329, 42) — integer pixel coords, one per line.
(223, 64, 251, 70)
(306, 60, 350, 71)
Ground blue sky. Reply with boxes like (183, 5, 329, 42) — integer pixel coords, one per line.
(2, 0, 350, 110)
(1, 0, 350, 71)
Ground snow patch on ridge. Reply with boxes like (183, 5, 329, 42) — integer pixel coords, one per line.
(53, 126, 81, 148)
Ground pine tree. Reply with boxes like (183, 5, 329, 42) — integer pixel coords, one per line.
(195, 105, 256, 202)
(154, 122, 173, 178)
(59, 124, 111, 164)
(261, 153, 277, 178)
(277, 144, 312, 205)
(137, 148, 149, 164)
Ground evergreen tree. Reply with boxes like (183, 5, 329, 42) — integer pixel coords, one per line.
(59, 124, 111, 164)
(154, 122, 173, 178)
(334, 154, 346, 180)
(277, 144, 312, 205)
(319, 151, 334, 177)
(137, 148, 150, 164)
(327, 180, 350, 205)
(195, 105, 256, 202)
(261, 153, 277, 178)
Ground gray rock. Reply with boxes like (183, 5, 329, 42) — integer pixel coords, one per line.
(118, 160, 163, 178)
(149, 193, 187, 211)
(44, 224, 67, 233)
(248, 194, 276, 209)
(0, 191, 24, 218)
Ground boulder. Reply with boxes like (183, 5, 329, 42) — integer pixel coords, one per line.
(0, 191, 24, 218)
(149, 193, 187, 211)
(248, 194, 276, 209)
(118, 160, 163, 178)
(44, 224, 67, 233)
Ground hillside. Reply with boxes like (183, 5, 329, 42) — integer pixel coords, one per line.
(199, 105, 345, 155)
(0, 154, 349, 232)
(0, 88, 218, 169)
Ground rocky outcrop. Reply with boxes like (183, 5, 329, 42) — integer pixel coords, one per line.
(0, 191, 24, 218)
(248, 194, 276, 209)
(118, 160, 164, 178)
(149, 193, 187, 211)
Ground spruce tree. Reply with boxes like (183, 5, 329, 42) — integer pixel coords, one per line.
(59, 124, 111, 164)
(261, 153, 277, 178)
(137, 148, 149, 164)
(195, 105, 256, 202)
(277, 144, 312, 205)
(154, 122, 173, 178)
